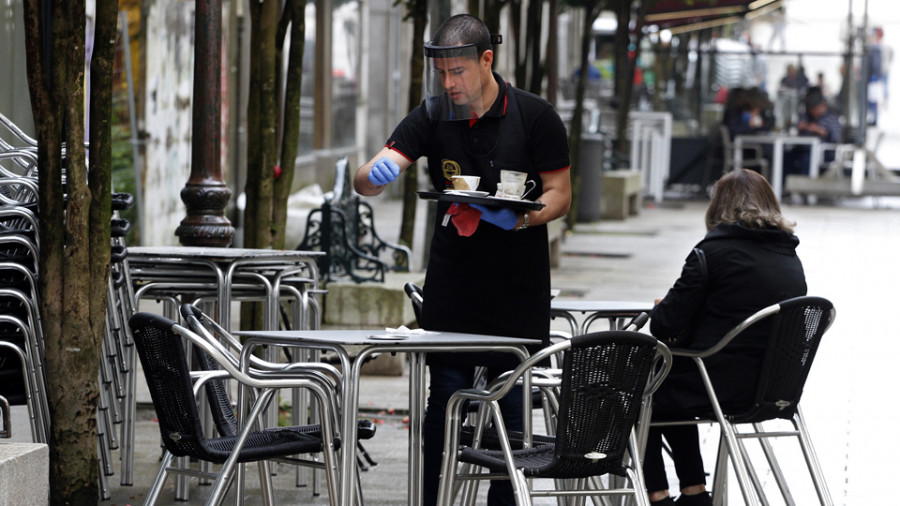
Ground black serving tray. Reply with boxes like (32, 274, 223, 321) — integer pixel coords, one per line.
(417, 190, 545, 211)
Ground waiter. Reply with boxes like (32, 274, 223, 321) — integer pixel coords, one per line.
(353, 13, 571, 505)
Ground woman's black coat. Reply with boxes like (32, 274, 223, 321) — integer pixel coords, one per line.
(649, 222, 807, 416)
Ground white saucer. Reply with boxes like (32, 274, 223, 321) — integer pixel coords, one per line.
(486, 195, 528, 202)
(444, 190, 490, 197)
(367, 333, 411, 340)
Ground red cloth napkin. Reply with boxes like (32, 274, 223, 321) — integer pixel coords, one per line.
(445, 203, 481, 237)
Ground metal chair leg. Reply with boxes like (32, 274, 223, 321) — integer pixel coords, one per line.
(0, 395, 9, 438)
(793, 409, 833, 505)
(750, 422, 793, 504)
(145, 450, 176, 505)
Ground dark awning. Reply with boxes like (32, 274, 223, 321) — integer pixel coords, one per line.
(645, 0, 782, 34)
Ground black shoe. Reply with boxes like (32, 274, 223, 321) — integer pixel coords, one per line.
(675, 491, 712, 506)
(650, 497, 676, 506)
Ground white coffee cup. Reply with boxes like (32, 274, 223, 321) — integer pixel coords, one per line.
(451, 175, 481, 191)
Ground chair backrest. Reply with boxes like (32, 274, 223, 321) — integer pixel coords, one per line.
(128, 312, 212, 458)
(545, 330, 659, 478)
(403, 282, 424, 326)
(740, 296, 835, 422)
(189, 333, 240, 438)
(178, 304, 242, 438)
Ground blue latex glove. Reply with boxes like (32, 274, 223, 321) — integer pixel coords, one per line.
(368, 156, 400, 186)
(470, 203, 518, 230)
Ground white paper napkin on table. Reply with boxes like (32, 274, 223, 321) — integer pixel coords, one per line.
(384, 325, 429, 335)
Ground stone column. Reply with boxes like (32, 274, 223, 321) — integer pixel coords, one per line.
(176, 0, 235, 246)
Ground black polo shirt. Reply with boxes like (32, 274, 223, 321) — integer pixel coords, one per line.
(384, 72, 570, 366)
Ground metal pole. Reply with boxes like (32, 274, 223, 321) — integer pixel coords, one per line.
(855, 0, 869, 146)
(176, 0, 235, 246)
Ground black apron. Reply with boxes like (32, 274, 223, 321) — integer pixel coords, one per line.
(420, 87, 551, 368)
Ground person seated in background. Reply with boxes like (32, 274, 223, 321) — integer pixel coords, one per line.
(784, 86, 843, 178)
(643, 169, 807, 506)
(796, 86, 842, 144)
(722, 87, 773, 140)
(720, 87, 774, 176)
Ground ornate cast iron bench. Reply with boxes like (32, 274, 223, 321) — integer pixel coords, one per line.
(298, 157, 410, 283)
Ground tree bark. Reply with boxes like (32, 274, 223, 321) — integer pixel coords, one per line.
(526, 0, 544, 94)
(90, 0, 116, 338)
(482, 0, 504, 36)
(565, 2, 602, 230)
(244, 0, 279, 250)
(23, 0, 114, 501)
(512, 0, 525, 86)
(612, 0, 656, 157)
(398, 0, 428, 249)
(273, 0, 305, 250)
(545, 0, 559, 106)
(612, 0, 632, 158)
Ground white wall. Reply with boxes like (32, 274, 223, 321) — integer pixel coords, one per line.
(142, 0, 197, 246)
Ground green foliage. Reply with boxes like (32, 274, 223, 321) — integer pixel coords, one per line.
(110, 93, 139, 244)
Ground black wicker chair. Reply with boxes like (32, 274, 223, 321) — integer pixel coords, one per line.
(437, 330, 670, 505)
(178, 303, 377, 473)
(129, 312, 374, 506)
(652, 296, 836, 505)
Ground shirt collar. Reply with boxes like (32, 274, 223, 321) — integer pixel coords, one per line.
(482, 72, 509, 119)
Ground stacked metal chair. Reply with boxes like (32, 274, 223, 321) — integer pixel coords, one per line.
(0, 113, 48, 444)
(2, 112, 142, 499)
(97, 192, 140, 498)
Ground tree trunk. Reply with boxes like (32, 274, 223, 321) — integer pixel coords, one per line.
(612, 1, 632, 158)
(23, 0, 115, 501)
(244, 0, 279, 250)
(482, 0, 504, 41)
(612, 1, 655, 170)
(512, 0, 525, 86)
(89, 0, 116, 355)
(545, 0, 559, 106)
(565, 2, 602, 230)
(242, 0, 280, 331)
(273, 0, 305, 250)
(398, 0, 428, 249)
(526, 0, 544, 94)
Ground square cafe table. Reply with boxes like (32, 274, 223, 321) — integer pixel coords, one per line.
(550, 300, 653, 336)
(236, 329, 540, 506)
(733, 134, 821, 201)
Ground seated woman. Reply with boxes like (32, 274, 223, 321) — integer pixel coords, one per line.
(644, 169, 807, 506)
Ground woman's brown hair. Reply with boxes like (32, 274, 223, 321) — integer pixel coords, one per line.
(705, 169, 795, 233)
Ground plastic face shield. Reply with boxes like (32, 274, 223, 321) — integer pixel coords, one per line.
(423, 43, 487, 121)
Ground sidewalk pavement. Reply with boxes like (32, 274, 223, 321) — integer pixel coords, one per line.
(8, 194, 900, 505)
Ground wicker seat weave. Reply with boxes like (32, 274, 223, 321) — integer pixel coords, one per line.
(439, 330, 669, 505)
(458, 425, 555, 451)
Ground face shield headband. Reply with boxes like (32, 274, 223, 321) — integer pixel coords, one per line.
(423, 35, 502, 121)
